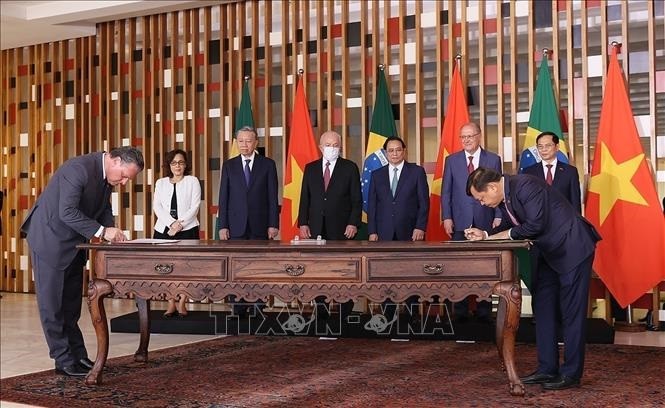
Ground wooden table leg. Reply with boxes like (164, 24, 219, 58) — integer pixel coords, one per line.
(85, 278, 113, 385)
(134, 297, 151, 362)
(493, 281, 525, 397)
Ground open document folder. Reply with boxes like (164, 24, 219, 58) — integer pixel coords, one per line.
(117, 239, 180, 244)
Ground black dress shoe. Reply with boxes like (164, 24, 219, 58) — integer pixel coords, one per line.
(78, 357, 94, 370)
(520, 371, 558, 384)
(55, 363, 88, 377)
(542, 375, 581, 390)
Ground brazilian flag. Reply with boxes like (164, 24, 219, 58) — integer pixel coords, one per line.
(518, 58, 568, 173)
(357, 67, 397, 239)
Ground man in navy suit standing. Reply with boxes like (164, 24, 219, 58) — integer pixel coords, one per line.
(21, 147, 144, 377)
(522, 131, 581, 213)
(441, 122, 502, 323)
(368, 136, 429, 322)
(218, 126, 279, 240)
(523, 131, 581, 307)
(368, 136, 429, 241)
(218, 126, 279, 316)
(465, 167, 601, 390)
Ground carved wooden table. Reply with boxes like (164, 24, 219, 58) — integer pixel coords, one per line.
(80, 240, 530, 396)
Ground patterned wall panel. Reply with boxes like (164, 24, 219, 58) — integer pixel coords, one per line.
(1, 0, 664, 293)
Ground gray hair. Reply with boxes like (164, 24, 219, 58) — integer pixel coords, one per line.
(109, 146, 144, 170)
(235, 126, 258, 140)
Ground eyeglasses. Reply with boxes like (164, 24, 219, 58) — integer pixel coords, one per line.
(536, 143, 556, 150)
(386, 148, 404, 154)
(170, 160, 186, 166)
(459, 133, 480, 140)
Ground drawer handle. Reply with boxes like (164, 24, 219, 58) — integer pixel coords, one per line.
(423, 264, 443, 275)
(154, 263, 174, 275)
(284, 264, 305, 276)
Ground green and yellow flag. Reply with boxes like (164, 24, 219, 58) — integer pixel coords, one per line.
(229, 77, 255, 157)
(359, 67, 397, 239)
(519, 57, 568, 172)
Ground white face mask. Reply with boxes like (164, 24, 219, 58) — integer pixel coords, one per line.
(322, 146, 340, 162)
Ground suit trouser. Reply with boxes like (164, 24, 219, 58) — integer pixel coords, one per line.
(532, 254, 593, 379)
(31, 249, 88, 367)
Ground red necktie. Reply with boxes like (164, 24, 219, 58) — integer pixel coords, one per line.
(323, 161, 331, 191)
(467, 156, 474, 174)
(545, 164, 553, 186)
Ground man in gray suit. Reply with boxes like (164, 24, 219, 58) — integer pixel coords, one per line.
(441, 122, 502, 323)
(21, 147, 143, 377)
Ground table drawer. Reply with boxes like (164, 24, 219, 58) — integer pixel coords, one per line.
(104, 254, 227, 279)
(232, 257, 360, 282)
(367, 252, 501, 281)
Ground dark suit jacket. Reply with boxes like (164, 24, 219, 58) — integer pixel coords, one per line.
(498, 174, 601, 282)
(217, 154, 279, 239)
(21, 152, 114, 270)
(368, 162, 429, 240)
(441, 148, 502, 232)
(298, 157, 362, 240)
(523, 161, 581, 213)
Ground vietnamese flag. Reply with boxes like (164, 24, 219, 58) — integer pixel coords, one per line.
(586, 46, 665, 308)
(426, 59, 468, 241)
(280, 75, 320, 241)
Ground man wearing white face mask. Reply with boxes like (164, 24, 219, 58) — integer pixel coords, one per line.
(299, 130, 362, 319)
(298, 130, 362, 241)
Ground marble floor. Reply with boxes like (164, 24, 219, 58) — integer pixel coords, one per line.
(1, 292, 663, 406)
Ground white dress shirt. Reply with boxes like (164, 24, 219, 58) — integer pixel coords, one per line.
(541, 158, 558, 179)
(465, 148, 481, 170)
(389, 161, 405, 186)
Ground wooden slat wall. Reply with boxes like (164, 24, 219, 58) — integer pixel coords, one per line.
(1, 0, 664, 303)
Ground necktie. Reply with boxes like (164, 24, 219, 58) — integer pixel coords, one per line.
(391, 167, 399, 197)
(467, 155, 475, 174)
(323, 161, 331, 191)
(243, 159, 251, 186)
(545, 164, 553, 186)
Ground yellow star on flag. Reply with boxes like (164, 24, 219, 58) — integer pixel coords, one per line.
(588, 142, 648, 224)
(283, 156, 304, 224)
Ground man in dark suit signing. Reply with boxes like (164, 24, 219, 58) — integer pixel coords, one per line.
(218, 126, 279, 240)
(441, 122, 502, 323)
(298, 130, 362, 317)
(21, 147, 144, 377)
(465, 167, 601, 390)
(522, 131, 581, 213)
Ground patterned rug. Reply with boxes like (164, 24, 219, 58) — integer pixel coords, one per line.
(1, 337, 663, 407)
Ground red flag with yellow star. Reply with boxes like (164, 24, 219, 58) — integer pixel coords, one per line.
(280, 76, 320, 241)
(426, 59, 468, 241)
(586, 47, 665, 308)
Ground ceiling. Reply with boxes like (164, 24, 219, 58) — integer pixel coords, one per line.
(0, 1, 225, 50)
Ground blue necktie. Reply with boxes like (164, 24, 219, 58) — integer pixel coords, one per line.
(244, 159, 251, 186)
(391, 167, 399, 197)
